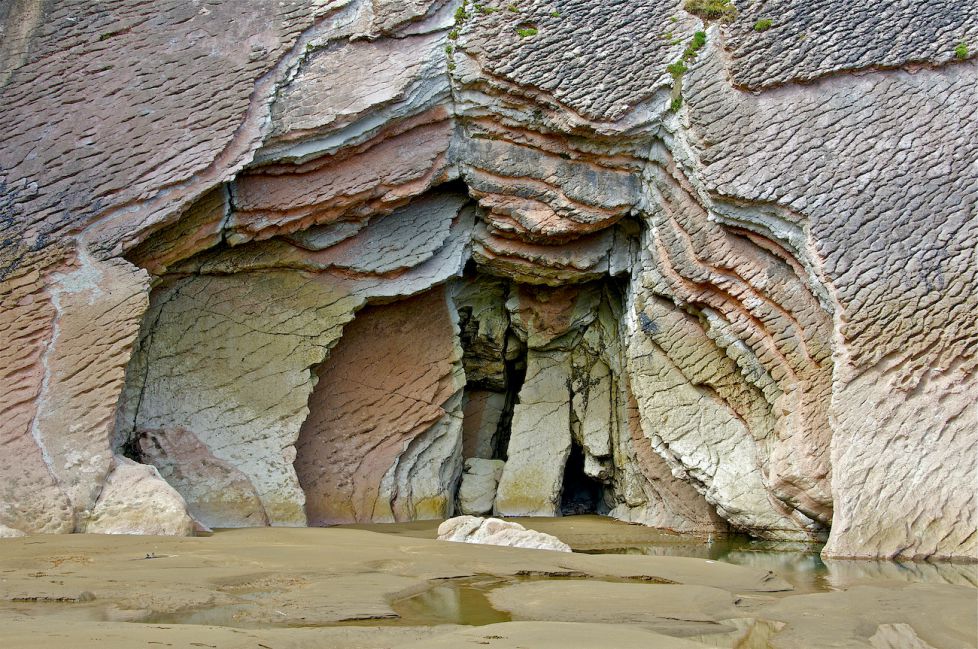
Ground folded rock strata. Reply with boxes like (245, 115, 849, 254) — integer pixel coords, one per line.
(0, 0, 973, 560)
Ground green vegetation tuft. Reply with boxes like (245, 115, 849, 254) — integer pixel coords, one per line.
(955, 41, 969, 59)
(508, 3, 519, 12)
(550, 11, 560, 17)
(683, 0, 737, 23)
(753, 18, 773, 32)
(681, 30, 706, 59)
(670, 96, 683, 112)
(666, 61, 688, 79)
(454, 5, 469, 22)
(516, 26, 538, 37)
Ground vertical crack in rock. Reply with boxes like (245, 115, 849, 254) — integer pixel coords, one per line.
(1, 0, 974, 559)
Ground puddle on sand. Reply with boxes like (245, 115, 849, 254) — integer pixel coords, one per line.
(130, 578, 511, 629)
(389, 576, 511, 626)
(349, 516, 978, 594)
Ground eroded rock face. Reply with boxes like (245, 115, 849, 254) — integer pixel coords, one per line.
(458, 458, 506, 516)
(1, 0, 974, 560)
(115, 271, 364, 527)
(295, 286, 465, 525)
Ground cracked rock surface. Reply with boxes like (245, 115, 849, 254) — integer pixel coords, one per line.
(0, 0, 974, 561)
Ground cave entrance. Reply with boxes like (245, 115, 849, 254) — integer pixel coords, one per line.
(560, 440, 606, 516)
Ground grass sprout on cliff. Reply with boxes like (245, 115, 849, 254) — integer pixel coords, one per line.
(666, 61, 688, 79)
(666, 30, 707, 112)
(753, 18, 773, 32)
(516, 25, 538, 37)
(955, 41, 969, 59)
(684, 0, 737, 23)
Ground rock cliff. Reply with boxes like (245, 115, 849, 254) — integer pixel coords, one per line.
(0, 0, 974, 561)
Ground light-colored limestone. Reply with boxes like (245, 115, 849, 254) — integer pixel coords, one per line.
(135, 427, 270, 528)
(458, 458, 505, 516)
(494, 350, 572, 517)
(0, 524, 26, 538)
(115, 271, 364, 527)
(83, 456, 194, 536)
(437, 516, 571, 552)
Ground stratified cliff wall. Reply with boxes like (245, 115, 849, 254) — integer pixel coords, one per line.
(0, 0, 974, 560)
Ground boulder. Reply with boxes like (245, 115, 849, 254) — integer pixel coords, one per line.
(83, 457, 194, 536)
(437, 516, 571, 553)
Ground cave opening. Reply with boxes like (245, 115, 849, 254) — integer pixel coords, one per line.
(560, 440, 607, 516)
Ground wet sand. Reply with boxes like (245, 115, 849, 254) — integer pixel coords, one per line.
(0, 519, 975, 648)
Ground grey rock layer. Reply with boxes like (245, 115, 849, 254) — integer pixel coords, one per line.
(0, 0, 973, 561)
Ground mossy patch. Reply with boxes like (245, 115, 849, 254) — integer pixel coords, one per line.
(683, 0, 737, 23)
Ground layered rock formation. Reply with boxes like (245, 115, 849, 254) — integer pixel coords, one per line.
(0, 0, 974, 560)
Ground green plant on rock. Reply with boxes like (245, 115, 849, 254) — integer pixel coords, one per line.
(516, 26, 538, 37)
(683, 0, 737, 23)
(508, 3, 519, 12)
(666, 30, 708, 113)
(955, 41, 969, 59)
(753, 18, 773, 32)
(682, 30, 707, 59)
(666, 60, 688, 79)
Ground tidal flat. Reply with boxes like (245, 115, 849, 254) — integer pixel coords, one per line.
(1, 517, 975, 648)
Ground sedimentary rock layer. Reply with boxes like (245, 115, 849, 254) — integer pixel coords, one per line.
(295, 286, 465, 525)
(0, 0, 974, 560)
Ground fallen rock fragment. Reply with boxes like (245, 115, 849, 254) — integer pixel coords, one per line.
(437, 516, 571, 552)
(83, 456, 194, 536)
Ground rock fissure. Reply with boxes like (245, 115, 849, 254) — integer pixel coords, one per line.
(0, 0, 973, 561)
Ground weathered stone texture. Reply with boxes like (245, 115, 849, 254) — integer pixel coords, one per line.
(263, 30, 449, 163)
(0, 0, 355, 273)
(0, 0, 975, 561)
(83, 456, 194, 536)
(437, 515, 572, 552)
(494, 349, 573, 517)
(116, 271, 363, 527)
(682, 41, 977, 555)
(295, 287, 464, 525)
(723, 0, 978, 89)
(135, 427, 270, 528)
(455, 0, 688, 121)
(460, 390, 507, 459)
(0, 255, 148, 534)
(457, 458, 505, 516)
(230, 114, 455, 243)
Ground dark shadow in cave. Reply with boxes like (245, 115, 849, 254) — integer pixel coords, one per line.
(491, 345, 525, 462)
(560, 440, 606, 515)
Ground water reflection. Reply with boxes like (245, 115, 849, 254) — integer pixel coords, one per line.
(579, 535, 977, 592)
(391, 577, 511, 626)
